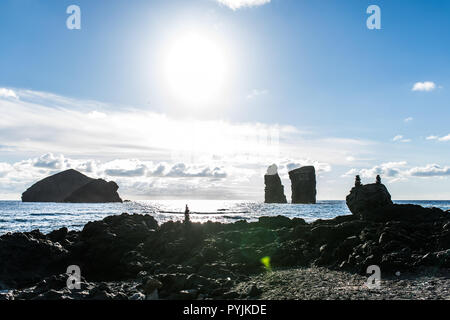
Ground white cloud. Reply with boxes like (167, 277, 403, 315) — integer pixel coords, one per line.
(246, 89, 268, 99)
(0, 88, 18, 99)
(344, 161, 450, 181)
(392, 135, 411, 143)
(0, 163, 13, 178)
(404, 117, 413, 123)
(0, 88, 370, 164)
(426, 134, 450, 142)
(0, 88, 378, 199)
(408, 164, 450, 177)
(343, 161, 408, 180)
(0, 154, 231, 199)
(216, 0, 271, 10)
(412, 81, 436, 92)
(283, 160, 331, 174)
(87, 111, 107, 119)
(33, 153, 66, 169)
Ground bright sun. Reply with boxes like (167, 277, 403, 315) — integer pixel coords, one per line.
(164, 33, 227, 106)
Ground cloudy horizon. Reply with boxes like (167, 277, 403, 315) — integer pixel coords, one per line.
(0, 87, 449, 201)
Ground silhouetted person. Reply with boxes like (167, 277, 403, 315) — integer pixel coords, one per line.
(184, 204, 191, 225)
(376, 175, 381, 184)
(355, 175, 362, 187)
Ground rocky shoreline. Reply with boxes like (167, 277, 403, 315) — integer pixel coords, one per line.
(1, 200, 450, 300)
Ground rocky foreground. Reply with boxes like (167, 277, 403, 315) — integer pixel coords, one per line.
(1, 201, 450, 300)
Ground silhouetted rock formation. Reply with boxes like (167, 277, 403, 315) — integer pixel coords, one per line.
(264, 165, 287, 204)
(22, 169, 93, 202)
(64, 179, 122, 203)
(288, 166, 316, 204)
(21, 169, 122, 203)
(346, 176, 446, 223)
(346, 180, 393, 217)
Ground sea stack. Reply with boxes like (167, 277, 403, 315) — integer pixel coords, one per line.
(22, 169, 122, 203)
(264, 164, 287, 204)
(346, 175, 393, 217)
(288, 166, 316, 204)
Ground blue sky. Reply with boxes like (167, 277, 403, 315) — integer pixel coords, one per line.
(0, 0, 449, 200)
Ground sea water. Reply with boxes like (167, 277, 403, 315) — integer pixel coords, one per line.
(0, 200, 449, 235)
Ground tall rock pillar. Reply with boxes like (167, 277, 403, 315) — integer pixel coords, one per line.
(288, 166, 316, 204)
(264, 164, 287, 204)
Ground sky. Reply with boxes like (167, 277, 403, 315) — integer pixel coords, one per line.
(0, 0, 449, 200)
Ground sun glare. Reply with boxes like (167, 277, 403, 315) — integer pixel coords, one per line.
(164, 32, 228, 106)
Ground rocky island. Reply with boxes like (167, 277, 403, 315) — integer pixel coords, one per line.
(21, 169, 122, 203)
(2, 176, 450, 300)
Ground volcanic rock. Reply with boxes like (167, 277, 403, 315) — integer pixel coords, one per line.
(75, 213, 158, 280)
(264, 165, 287, 204)
(346, 182, 393, 217)
(3, 197, 450, 299)
(22, 169, 93, 202)
(21, 169, 122, 203)
(288, 166, 316, 204)
(64, 179, 122, 203)
(0, 230, 69, 289)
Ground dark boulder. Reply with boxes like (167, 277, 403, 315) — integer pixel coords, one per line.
(346, 181, 448, 222)
(22, 169, 93, 202)
(346, 183, 393, 217)
(364, 204, 448, 223)
(288, 166, 316, 204)
(258, 215, 293, 229)
(48, 227, 68, 243)
(64, 179, 122, 203)
(74, 213, 158, 280)
(0, 231, 69, 289)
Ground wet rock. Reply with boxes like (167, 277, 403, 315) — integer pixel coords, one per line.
(142, 277, 162, 300)
(75, 213, 158, 280)
(129, 292, 146, 300)
(177, 289, 199, 300)
(366, 204, 448, 223)
(258, 215, 293, 229)
(48, 227, 68, 243)
(0, 231, 68, 289)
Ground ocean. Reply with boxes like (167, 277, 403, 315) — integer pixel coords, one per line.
(0, 200, 449, 235)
